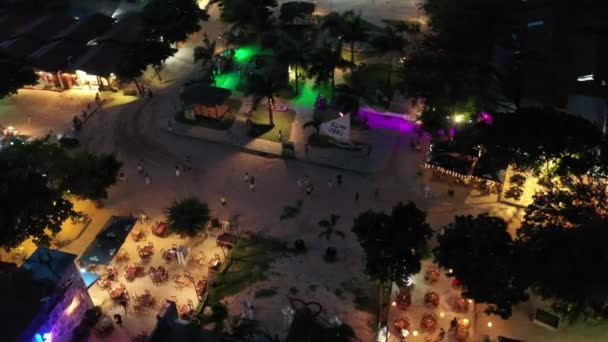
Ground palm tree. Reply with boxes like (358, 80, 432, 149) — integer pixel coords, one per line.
(306, 41, 350, 93)
(334, 70, 371, 118)
(165, 197, 210, 237)
(322, 10, 368, 70)
(370, 25, 407, 87)
(275, 30, 314, 95)
(318, 214, 344, 240)
(194, 37, 216, 65)
(245, 65, 287, 126)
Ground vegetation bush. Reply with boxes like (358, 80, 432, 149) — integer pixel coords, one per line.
(294, 239, 307, 254)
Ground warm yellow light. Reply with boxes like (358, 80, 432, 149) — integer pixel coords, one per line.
(66, 297, 80, 315)
(412, 330, 418, 336)
(448, 269, 453, 273)
(488, 322, 493, 328)
(391, 301, 397, 306)
(454, 114, 464, 123)
(463, 318, 469, 324)
(468, 299, 473, 303)
(439, 312, 445, 317)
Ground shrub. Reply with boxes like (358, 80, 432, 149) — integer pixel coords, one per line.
(324, 247, 337, 263)
(254, 288, 278, 298)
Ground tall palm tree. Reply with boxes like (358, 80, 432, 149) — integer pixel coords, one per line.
(245, 65, 287, 126)
(322, 10, 368, 70)
(370, 25, 407, 87)
(318, 214, 344, 240)
(306, 41, 350, 93)
(275, 30, 314, 95)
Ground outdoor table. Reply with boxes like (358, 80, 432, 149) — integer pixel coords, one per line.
(216, 233, 236, 249)
(131, 228, 144, 242)
(110, 287, 125, 299)
(152, 222, 168, 237)
(420, 313, 437, 332)
(425, 269, 440, 283)
(137, 293, 154, 307)
(396, 293, 411, 310)
(126, 265, 142, 280)
(179, 304, 191, 318)
(139, 245, 154, 258)
(454, 296, 470, 312)
(196, 280, 208, 296)
(393, 318, 410, 333)
(174, 275, 190, 286)
(424, 291, 440, 307)
(106, 266, 118, 280)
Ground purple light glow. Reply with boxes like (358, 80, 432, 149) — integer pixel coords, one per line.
(358, 107, 416, 134)
(479, 112, 493, 125)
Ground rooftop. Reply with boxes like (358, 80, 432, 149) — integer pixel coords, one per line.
(22, 248, 77, 285)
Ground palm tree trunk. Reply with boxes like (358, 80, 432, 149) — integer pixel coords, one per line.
(267, 97, 274, 126)
(133, 79, 142, 94)
(294, 64, 299, 95)
(350, 41, 355, 70)
(387, 58, 392, 87)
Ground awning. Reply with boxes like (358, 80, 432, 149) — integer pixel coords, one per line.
(80, 216, 136, 265)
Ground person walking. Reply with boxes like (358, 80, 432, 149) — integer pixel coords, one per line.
(306, 184, 313, 196)
(244, 172, 249, 182)
(27, 115, 31, 124)
(119, 172, 127, 183)
(336, 174, 343, 187)
(249, 176, 255, 191)
(145, 174, 151, 185)
(221, 195, 227, 207)
(450, 317, 458, 331)
(278, 129, 283, 142)
(355, 192, 359, 202)
(167, 120, 173, 132)
(95, 92, 100, 105)
(114, 314, 122, 327)
(327, 179, 333, 190)
(438, 328, 446, 340)
(148, 88, 153, 98)
(175, 165, 180, 177)
(137, 162, 143, 175)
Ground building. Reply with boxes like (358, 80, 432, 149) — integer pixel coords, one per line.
(0, 248, 93, 342)
(0, 9, 143, 91)
(181, 85, 233, 119)
(518, 0, 608, 132)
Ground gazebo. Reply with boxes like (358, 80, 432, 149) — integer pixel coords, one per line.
(180, 84, 232, 120)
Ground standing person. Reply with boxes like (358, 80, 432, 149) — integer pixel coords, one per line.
(95, 92, 100, 105)
(297, 178, 303, 189)
(249, 176, 255, 191)
(450, 318, 458, 331)
(336, 174, 343, 187)
(355, 192, 359, 202)
(148, 88, 153, 98)
(244, 172, 249, 182)
(119, 172, 127, 183)
(145, 174, 151, 185)
(327, 179, 333, 190)
(114, 314, 122, 327)
(221, 195, 227, 207)
(175, 165, 180, 177)
(27, 115, 31, 124)
(278, 129, 283, 142)
(167, 120, 173, 132)
(305, 184, 313, 196)
(438, 328, 446, 340)
(137, 162, 143, 175)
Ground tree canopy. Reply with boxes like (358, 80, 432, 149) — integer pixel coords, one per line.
(218, 0, 277, 31)
(352, 202, 432, 285)
(518, 221, 608, 321)
(142, 0, 209, 44)
(480, 107, 604, 175)
(165, 197, 210, 236)
(0, 59, 38, 99)
(0, 141, 120, 249)
(434, 214, 529, 318)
